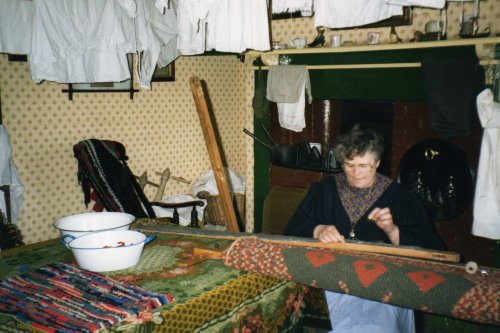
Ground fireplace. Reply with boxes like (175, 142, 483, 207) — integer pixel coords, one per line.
(269, 99, 394, 177)
(264, 99, 492, 265)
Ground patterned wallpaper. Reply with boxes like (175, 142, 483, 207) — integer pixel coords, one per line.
(0, 54, 253, 244)
(1, 1, 499, 244)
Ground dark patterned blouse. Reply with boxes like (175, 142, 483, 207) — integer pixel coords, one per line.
(283, 173, 444, 249)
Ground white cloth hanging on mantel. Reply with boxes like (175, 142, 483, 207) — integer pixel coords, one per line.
(266, 65, 312, 132)
(472, 89, 500, 240)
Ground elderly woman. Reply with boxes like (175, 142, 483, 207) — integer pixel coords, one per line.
(283, 125, 444, 333)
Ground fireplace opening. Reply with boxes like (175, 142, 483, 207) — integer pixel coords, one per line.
(340, 100, 393, 177)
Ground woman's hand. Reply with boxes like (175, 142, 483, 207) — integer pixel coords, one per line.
(368, 207, 400, 245)
(313, 225, 345, 243)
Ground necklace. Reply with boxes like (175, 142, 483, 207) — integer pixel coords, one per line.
(347, 184, 374, 240)
(335, 173, 391, 240)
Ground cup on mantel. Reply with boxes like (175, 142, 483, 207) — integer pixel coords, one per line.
(367, 32, 380, 45)
(331, 35, 341, 47)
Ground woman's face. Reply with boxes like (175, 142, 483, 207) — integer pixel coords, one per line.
(342, 152, 380, 188)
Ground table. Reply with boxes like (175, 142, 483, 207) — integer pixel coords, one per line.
(0, 225, 309, 333)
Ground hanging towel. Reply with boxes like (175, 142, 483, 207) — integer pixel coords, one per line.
(0, 125, 24, 225)
(472, 89, 500, 240)
(276, 88, 307, 132)
(266, 65, 312, 103)
(314, 0, 402, 29)
(385, 0, 445, 9)
(266, 65, 312, 132)
(421, 58, 484, 138)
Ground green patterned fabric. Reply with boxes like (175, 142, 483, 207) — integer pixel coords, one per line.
(221, 237, 500, 326)
(0, 232, 308, 333)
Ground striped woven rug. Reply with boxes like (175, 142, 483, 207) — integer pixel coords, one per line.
(0, 262, 173, 333)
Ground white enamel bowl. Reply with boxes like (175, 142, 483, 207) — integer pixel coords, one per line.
(53, 212, 135, 241)
(61, 230, 155, 272)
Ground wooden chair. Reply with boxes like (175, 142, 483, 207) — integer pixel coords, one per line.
(73, 139, 205, 227)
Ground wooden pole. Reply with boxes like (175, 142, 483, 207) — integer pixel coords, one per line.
(189, 238, 459, 263)
(139, 226, 460, 263)
(189, 76, 240, 232)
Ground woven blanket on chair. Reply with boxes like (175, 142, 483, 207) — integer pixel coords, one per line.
(0, 262, 173, 333)
(73, 139, 154, 218)
(221, 237, 500, 326)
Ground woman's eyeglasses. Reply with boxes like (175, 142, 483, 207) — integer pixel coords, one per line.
(342, 162, 376, 173)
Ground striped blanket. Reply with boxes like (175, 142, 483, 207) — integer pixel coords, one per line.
(0, 262, 173, 333)
(73, 139, 156, 218)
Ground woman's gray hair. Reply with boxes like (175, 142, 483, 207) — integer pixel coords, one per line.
(333, 125, 385, 163)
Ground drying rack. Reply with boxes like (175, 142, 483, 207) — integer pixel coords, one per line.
(248, 36, 500, 70)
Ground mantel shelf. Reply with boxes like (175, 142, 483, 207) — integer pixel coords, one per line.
(246, 36, 500, 58)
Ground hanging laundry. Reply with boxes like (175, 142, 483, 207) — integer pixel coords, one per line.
(266, 65, 312, 132)
(115, 0, 137, 17)
(0, 125, 24, 225)
(176, 0, 214, 55)
(272, 0, 313, 14)
(0, 0, 33, 55)
(135, 0, 180, 90)
(178, 0, 270, 55)
(30, 0, 137, 84)
(472, 89, 500, 240)
(3, 0, 270, 86)
(314, 0, 403, 29)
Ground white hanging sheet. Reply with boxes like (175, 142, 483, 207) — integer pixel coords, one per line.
(2, 0, 270, 86)
(472, 89, 500, 240)
(0, 125, 24, 225)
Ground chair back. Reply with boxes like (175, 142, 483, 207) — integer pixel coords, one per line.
(262, 186, 307, 235)
(73, 139, 156, 218)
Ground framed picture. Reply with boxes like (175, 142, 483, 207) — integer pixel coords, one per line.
(151, 62, 175, 82)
